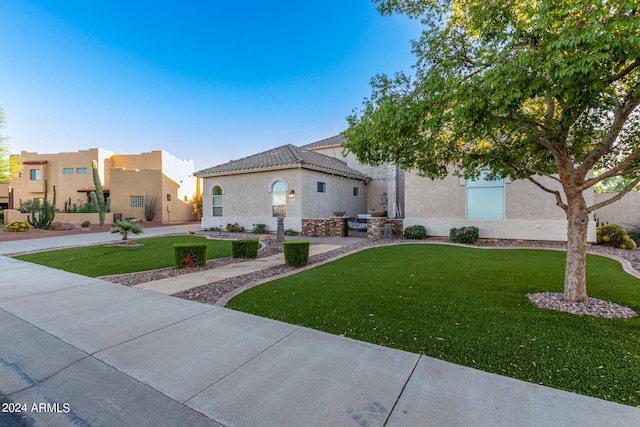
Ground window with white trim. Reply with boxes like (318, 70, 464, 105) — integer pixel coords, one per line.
(212, 186, 223, 217)
(30, 169, 41, 180)
(466, 172, 505, 220)
(272, 181, 286, 217)
(353, 187, 360, 196)
(317, 181, 326, 193)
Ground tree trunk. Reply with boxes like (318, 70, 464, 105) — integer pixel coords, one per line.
(564, 195, 589, 302)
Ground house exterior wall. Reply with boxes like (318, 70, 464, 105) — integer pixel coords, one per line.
(201, 169, 303, 232)
(10, 149, 112, 209)
(200, 168, 367, 232)
(309, 145, 400, 217)
(403, 170, 596, 242)
(300, 170, 366, 218)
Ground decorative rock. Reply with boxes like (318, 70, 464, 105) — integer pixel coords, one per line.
(259, 234, 272, 241)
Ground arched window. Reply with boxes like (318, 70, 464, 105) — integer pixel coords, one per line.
(271, 181, 286, 217)
(212, 186, 223, 217)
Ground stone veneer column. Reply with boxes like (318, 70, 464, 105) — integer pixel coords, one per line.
(329, 217, 347, 237)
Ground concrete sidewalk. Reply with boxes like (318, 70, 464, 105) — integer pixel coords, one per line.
(1, 258, 638, 426)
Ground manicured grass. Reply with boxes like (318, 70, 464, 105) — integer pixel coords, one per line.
(227, 244, 640, 406)
(15, 236, 232, 277)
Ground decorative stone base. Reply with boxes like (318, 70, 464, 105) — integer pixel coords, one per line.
(303, 217, 403, 239)
(367, 218, 404, 240)
(302, 217, 348, 237)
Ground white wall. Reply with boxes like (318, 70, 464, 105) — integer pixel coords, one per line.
(404, 170, 596, 242)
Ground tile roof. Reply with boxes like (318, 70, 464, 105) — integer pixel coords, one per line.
(300, 134, 346, 150)
(194, 144, 368, 181)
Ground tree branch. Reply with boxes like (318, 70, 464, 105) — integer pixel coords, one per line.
(608, 59, 639, 83)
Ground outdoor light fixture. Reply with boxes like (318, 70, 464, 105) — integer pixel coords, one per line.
(288, 190, 295, 198)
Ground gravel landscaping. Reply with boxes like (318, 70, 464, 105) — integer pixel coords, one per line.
(98, 236, 640, 318)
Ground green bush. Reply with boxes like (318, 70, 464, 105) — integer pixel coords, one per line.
(450, 226, 479, 244)
(81, 220, 91, 228)
(284, 228, 299, 236)
(252, 223, 267, 234)
(226, 223, 245, 233)
(232, 240, 260, 259)
(404, 225, 427, 239)
(283, 240, 310, 267)
(7, 221, 30, 232)
(173, 243, 208, 268)
(0, 210, 4, 223)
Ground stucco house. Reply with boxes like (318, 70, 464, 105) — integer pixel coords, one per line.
(196, 134, 596, 241)
(195, 143, 370, 232)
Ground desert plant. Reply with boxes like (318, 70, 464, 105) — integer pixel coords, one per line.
(81, 220, 91, 228)
(144, 193, 158, 221)
(596, 224, 636, 250)
(0, 210, 3, 223)
(89, 160, 111, 226)
(450, 226, 479, 244)
(232, 240, 260, 258)
(252, 223, 267, 234)
(283, 240, 310, 267)
(404, 225, 427, 239)
(27, 180, 56, 229)
(173, 243, 208, 268)
(110, 220, 143, 240)
(18, 200, 35, 213)
(6, 221, 30, 232)
(226, 223, 245, 233)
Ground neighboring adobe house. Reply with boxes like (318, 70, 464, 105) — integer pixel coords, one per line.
(5, 148, 197, 223)
(194, 143, 370, 232)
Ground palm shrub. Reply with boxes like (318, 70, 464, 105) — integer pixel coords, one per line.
(283, 240, 310, 267)
(404, 225, 427, 239)
(110, 220, 143, 240)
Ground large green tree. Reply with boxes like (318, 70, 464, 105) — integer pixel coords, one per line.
(346, 0, 640, 302)
(0, 111, 22, 183)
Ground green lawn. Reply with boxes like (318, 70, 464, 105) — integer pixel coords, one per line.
(227, 244, 640, 406)
(15, 236, 232, 277)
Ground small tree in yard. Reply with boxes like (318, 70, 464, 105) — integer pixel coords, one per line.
(110, 220, 143, 240)
(346, 0, 640, 302)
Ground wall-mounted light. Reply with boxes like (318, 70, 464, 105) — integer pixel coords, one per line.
(288, 190, 295, 198)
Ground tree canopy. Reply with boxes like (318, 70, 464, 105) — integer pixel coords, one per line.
(0, 111, 22, 184)
(346, 0, 640, 301)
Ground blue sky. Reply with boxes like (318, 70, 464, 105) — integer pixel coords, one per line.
(1, 1, 422, 171)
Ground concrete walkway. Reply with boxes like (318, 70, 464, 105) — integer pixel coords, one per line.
(1, 230, 638, 426)
(134, 244, 343, 295)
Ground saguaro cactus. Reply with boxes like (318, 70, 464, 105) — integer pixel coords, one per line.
(27, 179, 56, 229)
(89, 160, 111, 226)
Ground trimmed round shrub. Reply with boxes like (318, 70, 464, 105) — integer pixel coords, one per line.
(81, 220, 91, 228)
(173, 243, 208, 268)
(404, 225, 427, 239)
(283, 240, 310, 267)
(232, 240, 260, 259)
(6, 221, 30, 232)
